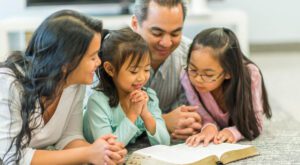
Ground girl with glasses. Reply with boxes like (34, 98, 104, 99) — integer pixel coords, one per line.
(181, 27, 272, 146)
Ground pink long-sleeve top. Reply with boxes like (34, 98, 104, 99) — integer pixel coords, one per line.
(180, 64, 264, 141)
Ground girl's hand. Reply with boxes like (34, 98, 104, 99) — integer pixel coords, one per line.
(214, 128, 236, 144)
(140, 90, 149, 117)
(127, 90, 145, 117)
(185, 125, 218, 147)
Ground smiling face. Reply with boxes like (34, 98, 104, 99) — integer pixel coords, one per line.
(112, 53, 151, 96)
(67, 33, 102, 85)
(188, 46, 230, 93)
(132, 1, 183, 67)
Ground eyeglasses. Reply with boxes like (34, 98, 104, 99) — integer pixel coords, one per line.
(186, 67, 224, 83)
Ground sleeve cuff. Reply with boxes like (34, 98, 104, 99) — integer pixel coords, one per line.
(224, 126, 244, 142)
(20, 148, 35, 165)
(146, 124, 170, 145)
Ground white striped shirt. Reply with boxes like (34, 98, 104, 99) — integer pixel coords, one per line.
(145, 36, 191, 113)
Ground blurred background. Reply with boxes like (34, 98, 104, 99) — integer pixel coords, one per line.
(0, 0, 299, 121)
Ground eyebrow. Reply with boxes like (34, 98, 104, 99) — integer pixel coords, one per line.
(151, 26, 182, 34)
(129, 63, 151, 69)
(88, 49, 100, 57)
(189, 62, 215, 72)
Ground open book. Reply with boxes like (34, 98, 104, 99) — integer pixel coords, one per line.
(127, 143, 259, 165)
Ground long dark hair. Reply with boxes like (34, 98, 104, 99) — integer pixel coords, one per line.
(95, 27, 150, 107)
(0, 10, 102, 164)
(187, 27, 272, 140)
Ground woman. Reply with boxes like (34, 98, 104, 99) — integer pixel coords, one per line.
(0, 10, 126, 165)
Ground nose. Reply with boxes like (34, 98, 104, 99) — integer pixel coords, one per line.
(137, 72, 146, 82)
(96, 55, 102, 67)
(194, 74, 204, 84)
(159, 35, 172, 48)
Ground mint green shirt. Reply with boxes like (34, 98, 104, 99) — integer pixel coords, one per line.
(83, 88, 170, 146)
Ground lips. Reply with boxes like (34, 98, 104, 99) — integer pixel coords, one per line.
(155, 48, 170, 57)
(132, 83, 143, 89)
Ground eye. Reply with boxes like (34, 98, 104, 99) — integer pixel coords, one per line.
(171, 32, 180, 37)
(129, 68, 139, 74)
(203, 73, 215, 78)
(151, 30, 162, 37)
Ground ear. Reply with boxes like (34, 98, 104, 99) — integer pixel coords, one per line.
(131, 15, 139, 32)
(103, 61, 115, 77)
(61, 64, 69, 74)
(224, 73, 231, 79)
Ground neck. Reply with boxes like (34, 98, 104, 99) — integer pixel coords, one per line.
(151, 59, 164, 71)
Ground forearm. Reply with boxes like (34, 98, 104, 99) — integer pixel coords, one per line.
(141, 111, 156, 135)
(64, 139, 90, 149)
(31, 147, 90, 165)
(162, 112, 176, 133)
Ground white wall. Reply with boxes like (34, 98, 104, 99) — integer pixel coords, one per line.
(0, 0, 300, 44)
(208, 0, 300, 44)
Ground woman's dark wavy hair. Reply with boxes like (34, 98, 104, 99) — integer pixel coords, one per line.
(0, 10, 102, 164)
(95, 27, 150, 107)
(187, 27, 272, 140)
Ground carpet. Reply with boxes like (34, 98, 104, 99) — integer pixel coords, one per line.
(126, 99, 300, 164)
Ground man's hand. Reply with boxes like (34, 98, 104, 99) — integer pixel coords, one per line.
(163, 105, 202, 140)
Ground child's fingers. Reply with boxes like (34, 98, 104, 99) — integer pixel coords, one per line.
(129, 90, 141, 99)
(213, 136, 219, 144)
(203, 135, 213, 147)
(193, 135, 204, 147)
(185, 135, 194, 145)
(226, 137, 233, 143)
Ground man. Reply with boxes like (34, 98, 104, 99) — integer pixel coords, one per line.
(131, 0, 202, 140)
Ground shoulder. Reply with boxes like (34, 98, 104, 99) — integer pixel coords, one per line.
(0, 67, 21, 92)
(246, 63, 262, 85)
(85, 90, 112, 115)
(247, 64, 261, 78)
(0, 67, 17, 81)
(89, 89, 109, 100)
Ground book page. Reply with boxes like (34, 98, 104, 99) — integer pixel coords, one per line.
(132, 143, 253, 164)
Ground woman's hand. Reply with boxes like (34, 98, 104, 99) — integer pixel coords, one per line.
(104, 135, 127, 164)
(214, 128, 236, 144)
(87, 136, 108, 165)
(88, 134, 127, 165)
(185, 125, 218, 147)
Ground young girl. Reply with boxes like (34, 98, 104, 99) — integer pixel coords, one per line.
(83, 27, 170, 146)
(0, 10, 126, 165)
(181, 27, 272, 146)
